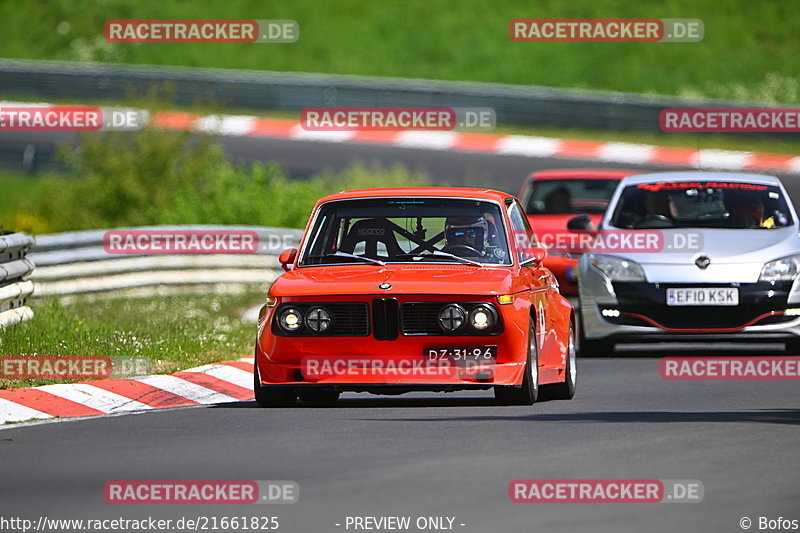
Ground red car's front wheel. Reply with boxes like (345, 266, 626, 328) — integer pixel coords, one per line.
(254, 358, 297, 408)
(495, 321, 538, 406)
(540, 322, 577, 400)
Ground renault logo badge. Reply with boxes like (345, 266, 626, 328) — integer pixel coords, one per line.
(695, 256, 711, 270)
(379, 283, 392, 290)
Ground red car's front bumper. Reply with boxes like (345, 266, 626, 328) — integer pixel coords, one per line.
(257, 327, 528, 387)
(255, 295, 565, 388)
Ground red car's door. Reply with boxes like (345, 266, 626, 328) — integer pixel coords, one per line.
(506, 200, 561, 370)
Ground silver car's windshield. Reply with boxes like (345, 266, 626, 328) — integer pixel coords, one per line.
(610, 181, 794, 230)
(300, 198, 512, 266)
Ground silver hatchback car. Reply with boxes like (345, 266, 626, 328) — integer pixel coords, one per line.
(574, 171, 800, 355)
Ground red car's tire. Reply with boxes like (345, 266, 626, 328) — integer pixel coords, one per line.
(495, 320, 538, 406)
(540, 322, 577, 400)
(254, 359, 297, 408)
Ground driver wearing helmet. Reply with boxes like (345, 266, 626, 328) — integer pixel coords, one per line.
(444, 216, 489, 256)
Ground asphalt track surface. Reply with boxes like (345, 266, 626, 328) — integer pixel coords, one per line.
(1, 131, 799, 532)
(1, 356, 799, 533)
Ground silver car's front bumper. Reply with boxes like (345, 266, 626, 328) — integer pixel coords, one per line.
(578, 257, 800, 342)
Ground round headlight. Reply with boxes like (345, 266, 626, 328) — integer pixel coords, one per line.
(438, 304, 467, 332)
(279, 307, 303, 332)
(305, 306, 331, 333)
(469, 305, 496, 330)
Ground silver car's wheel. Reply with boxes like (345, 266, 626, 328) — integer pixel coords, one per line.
(785, 339, 800, 355)
(579, 320, 614, 357)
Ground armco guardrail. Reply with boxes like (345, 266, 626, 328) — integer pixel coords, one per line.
(0, 58, 776, 135)
(0, 232, 35, 327)
(27, 225, 303, 297)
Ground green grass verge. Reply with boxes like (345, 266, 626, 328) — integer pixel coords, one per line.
(0, 0, 797, 103)
(0, 171, 45, 234)
(0, 291, 263, 389)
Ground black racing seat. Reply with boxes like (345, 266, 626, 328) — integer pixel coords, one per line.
(339, 218, 405, 258)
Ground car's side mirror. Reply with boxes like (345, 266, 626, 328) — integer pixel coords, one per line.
(567, 215, 595, 232)
(521, 245, 547, 267)
(278, 248, 298, 271)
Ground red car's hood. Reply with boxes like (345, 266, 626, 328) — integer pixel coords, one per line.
(271, 264, 518, 297)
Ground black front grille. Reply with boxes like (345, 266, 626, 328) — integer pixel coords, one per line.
(402, 303, 443, 335)
(372, 298, 399, 340)
(402, 302, 502, 336)
(272, 302, 369, 336)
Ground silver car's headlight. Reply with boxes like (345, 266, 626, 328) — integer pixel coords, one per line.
(589, 254, 646, 282)
(759, 255, 800, 282)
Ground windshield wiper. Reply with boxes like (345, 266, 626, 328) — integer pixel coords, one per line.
(395, 251, 483, 267)
(303, 252, 385, 266)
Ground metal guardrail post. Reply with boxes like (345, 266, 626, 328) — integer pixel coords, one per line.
(25, 225, 303, 297)
(0, 232, 35, 327)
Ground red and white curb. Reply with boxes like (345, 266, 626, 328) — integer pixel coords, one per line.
(3, 100, 800, 175)
(153, 111, 800, 175)
(0, 357, 255, 425)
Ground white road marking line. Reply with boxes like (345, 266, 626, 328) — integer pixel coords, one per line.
(597, 142, 656, 164)
(290, 125, 355, 142)
(394, 131, 457, 150)
(787, 157, 800, 174)
(36, 384, 152, 413)
(195, 115, 257, 136)
(134, 375, 238, 404)
(695, 149, 751, 170)
(495, 135, 560, 157)
(0, 398, 52, 424)
(196, 365, 253, 389)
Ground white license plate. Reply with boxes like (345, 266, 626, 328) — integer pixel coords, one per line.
(666, 288, 739, 306)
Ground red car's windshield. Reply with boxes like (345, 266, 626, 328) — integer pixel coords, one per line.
(300, 198, 512, 265)
(523, 179, 620, 215)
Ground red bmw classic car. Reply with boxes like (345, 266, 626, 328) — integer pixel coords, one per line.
(254, 188, 576, 406)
